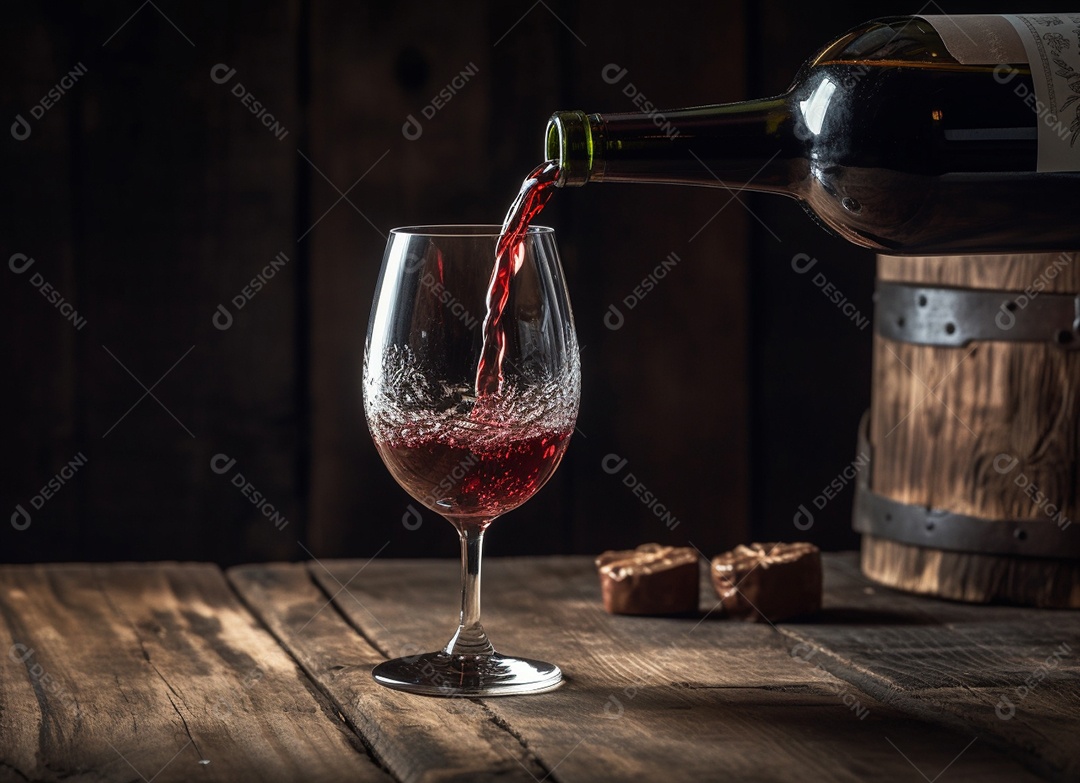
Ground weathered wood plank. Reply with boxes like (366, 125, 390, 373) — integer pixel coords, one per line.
(311, 555, 1044, 782)
(777, 554, 1080, 782)
(0, 563, 390, 782)
(228, 562, 545, 783)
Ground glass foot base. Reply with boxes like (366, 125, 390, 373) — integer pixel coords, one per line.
(372, 651, 563, 697)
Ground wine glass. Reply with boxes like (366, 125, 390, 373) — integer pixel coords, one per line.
(363, 224, 580, 696)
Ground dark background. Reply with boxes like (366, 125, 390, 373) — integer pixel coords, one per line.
(2, 1, 1059, 565)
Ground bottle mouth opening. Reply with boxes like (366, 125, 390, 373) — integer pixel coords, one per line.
(544, 122, 561, 170)
(544, 111, 592, 187)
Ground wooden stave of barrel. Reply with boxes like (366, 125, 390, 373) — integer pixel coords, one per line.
(861, 252, 1080, 608)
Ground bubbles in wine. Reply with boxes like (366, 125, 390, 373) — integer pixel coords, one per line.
(365, 343, 580, 450)
(365, 344, 578, 517)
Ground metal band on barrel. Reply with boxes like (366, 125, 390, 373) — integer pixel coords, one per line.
(851, 413, 1080, 559)
(875, 282, 1080, 348)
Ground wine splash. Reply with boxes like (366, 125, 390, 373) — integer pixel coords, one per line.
(474, 160, 561, 397)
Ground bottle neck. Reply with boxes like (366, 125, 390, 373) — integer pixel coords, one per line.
(546, 100, 799, 194)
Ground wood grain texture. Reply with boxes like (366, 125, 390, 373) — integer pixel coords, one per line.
(867, 253, 1080, 606)
(861, 535, 1080, 608)
(0, 563, 389, 782)
(228, 562, 546, 783)
(778, 554, 1080, 783)
(2, 556, 1075, 782)
(307, 555, 1044, 782)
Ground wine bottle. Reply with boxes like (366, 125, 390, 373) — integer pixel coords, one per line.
(546, 14, 1080, 254)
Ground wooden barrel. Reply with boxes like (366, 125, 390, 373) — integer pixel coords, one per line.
(856, 252, 1080, 607)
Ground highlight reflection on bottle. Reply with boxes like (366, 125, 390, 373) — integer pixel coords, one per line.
(546, 15, 1080, 254)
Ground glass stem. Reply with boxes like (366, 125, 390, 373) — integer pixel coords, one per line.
(444, 522, 495, 658)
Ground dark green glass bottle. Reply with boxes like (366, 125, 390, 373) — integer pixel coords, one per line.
(546, 15, 1080, 254)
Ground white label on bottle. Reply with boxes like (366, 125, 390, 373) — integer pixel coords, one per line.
(921, 13, 1080, 172)
(1003, 15, 1080, 171)
(921, 15, 1027, 64)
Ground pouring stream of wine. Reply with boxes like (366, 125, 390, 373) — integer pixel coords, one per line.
(474, 160, 561, 397)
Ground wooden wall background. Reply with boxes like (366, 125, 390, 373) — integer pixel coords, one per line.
(8, 0, 1051, 564)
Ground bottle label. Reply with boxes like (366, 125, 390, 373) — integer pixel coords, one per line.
(921, 13, 1080, 172)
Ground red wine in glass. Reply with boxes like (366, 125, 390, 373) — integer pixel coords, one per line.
(378, 427, 572, 520)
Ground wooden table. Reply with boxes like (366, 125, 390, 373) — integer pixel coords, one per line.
(2, 554, 1077, 782)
